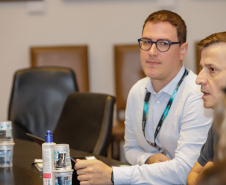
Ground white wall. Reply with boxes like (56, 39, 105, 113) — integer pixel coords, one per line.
(0, 0, 226, 120)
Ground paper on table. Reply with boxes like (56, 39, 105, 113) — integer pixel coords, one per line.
(33, 159, 43, 172)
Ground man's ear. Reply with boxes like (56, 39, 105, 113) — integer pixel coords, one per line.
(180, 42, 188, 61)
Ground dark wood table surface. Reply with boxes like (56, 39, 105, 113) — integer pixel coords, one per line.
(0, 139, 126, 185)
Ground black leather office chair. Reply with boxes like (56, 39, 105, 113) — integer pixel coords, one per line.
(53, 92, 116, 156)
(8, 67, 78, 140)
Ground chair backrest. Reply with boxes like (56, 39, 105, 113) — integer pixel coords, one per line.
(114, 44, 146, 123)
(53, 92, 116, 156)
(8, 66, 78, 140)
(30, 45, 89, 92)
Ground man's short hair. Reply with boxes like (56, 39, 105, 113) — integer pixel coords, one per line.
(198, 31, 226, 50)
(142, 10, 187, 43)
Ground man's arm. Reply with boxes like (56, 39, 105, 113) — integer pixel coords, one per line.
(187, 124, 215, 185)
(203, 161, 214, 170)
(187, 161, 214, 185)
(187, 161, 203, 185)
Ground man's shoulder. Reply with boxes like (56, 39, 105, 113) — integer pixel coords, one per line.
(131, 77, 149, 90)
(127, 77, 149, 98)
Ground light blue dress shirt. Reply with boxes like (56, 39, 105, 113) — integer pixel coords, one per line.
(113, 66, 213, 185)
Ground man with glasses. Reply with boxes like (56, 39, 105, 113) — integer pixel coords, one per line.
(74, 10, 212, 184)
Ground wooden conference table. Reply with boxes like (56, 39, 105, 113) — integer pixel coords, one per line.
(0, 139, 126, 185)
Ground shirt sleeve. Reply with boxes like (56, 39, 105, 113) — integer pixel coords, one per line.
(198, 125, 215, 166)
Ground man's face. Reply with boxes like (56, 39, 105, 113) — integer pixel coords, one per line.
(140, 21, 188, 91)
(196, 43, 226, 109)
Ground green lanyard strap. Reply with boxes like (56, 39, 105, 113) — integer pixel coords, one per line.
(142, 69, 188, 147)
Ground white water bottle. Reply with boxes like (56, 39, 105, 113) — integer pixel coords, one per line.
(42, 130, 56, 185)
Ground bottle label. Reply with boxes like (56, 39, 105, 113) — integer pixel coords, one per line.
(43, 173, 51, 178)
(43, 148, 52, 172)
(43, 148, 53, 185)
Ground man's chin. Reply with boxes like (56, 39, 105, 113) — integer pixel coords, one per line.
(203, 102, 215, 109)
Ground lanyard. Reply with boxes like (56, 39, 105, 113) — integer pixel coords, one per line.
(142, 69, 188, 147)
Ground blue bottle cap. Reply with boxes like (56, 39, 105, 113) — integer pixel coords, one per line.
(45, 130, 53, 143)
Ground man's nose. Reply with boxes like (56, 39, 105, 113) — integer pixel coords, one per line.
(148, 43, 158, 56)
(196, 69, 208, 85)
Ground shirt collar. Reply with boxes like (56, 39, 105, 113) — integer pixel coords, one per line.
(145, 65, 186, 96)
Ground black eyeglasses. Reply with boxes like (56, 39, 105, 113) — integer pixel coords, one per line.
(138, 38, 182, 52)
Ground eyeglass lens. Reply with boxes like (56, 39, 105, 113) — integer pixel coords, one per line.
(139, 39, 171, 52)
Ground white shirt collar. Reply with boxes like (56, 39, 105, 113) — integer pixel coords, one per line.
(145, 65, 186, 96)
